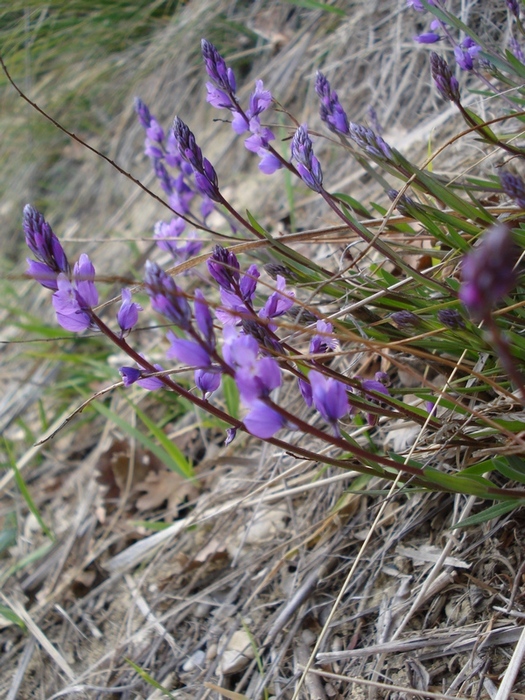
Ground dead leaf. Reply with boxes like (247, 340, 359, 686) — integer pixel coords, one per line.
(135, 470, 199, 513)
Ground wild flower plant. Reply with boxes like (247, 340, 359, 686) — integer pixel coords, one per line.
(20, 12, 525, 514)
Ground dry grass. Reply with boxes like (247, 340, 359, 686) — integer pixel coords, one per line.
(2, 1, 525, 698)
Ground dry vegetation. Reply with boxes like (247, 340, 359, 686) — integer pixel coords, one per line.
(2, 1, 525, 698)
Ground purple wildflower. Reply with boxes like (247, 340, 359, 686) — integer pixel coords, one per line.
(143, 260, 192, 330)
(117, 288, 142, 336)
(361, 377, 390, 427)
(166, 331, 211, 368)
(459, 224, 520, 321)
(258, 275, 295, 329)
(24, 205, 70, 290)
(415, 32, 441, 44)
(430, 52, 460, 103)
(298, 377, 313, 407)
(315, 72, 350, 135)
(291, 125, 323, 192)
(509, 37, 525, 62)
(51, 254, 98, 332)
(194, 289, 216, 349)
(154, 217, 202, 261)
(195, 369, 221, 398)
(119, 363, 165, 390)
(406, 0, 436, 10)
(454, 37, 481, 71)
(309, 370, 349, 436)
(507, 0, 520, 18)
(244, 400, 286, 439)
(309, 319, 338, 357)
(348, 123, 393, 160)
(500, 171, 525, 208)
(223, 330, 281, 403)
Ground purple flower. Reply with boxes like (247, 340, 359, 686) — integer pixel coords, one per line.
(24, 205, 70, 290)
(507, 0, 520, 18)
(430, 52, 460, 103)
(244, 400, 286, 438)
(119, 364, 165, 390)
(309, 319, 338, 357)
(258, 275, 295, 329)
(361, 378, 390, 426)
(50, 253, 99, 332)
(298, 377, 313, 407)
(454, 38, 481, 71)
(201, 39, 236, 95)
(459, 224, 519, 320)
(144, 260, 192, 330)
(194, 289, 215, 348)
(348, 123, 392, 161)
(509, 37, 525, 62)
(117, 288, 142, 335)
(500, 171, 525, 208)
(195, 368, 221, 398)
(406, 0, 436, 10)
(206, 84, 235, 110)
(134, 97, 153, 129)
(154, 217, 202, 261)
(315, 72, 350, 135)
(309, 370, 349, 436)
(291, 125, 323, 192)
(258, 150, 282, 175)
(224, 330, 281, 403)
(166, 331, 211, 368)
(415, 32, 441, 44)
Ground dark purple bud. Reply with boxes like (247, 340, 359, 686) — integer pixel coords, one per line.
(134, 97, 152, 129)
(388, 189, 417, 216)
(374, 371, 390, 386)
(119, 366, 141, 386)
(241, 319, 284, 355)
(172, 117, 220, 201)
(291, 124, 323, 192)
(367, 106, 383, 136)
(117, 288, 142, 335)
(390, 310, 420, 328)
(119, 364, 165, 390)
(240, 264, 260, 303)
(454, 38, 481, 71)
(430, 52, 460, 103)
(264, 263, 298, 282)
(286, 305, 318, 325)
(459, 224, 520, 320)
(500, 171, 525, 208)
(507, 0, 520, 18)
(315, 71, 350, 135)
(144, 260, 192, 330)
(23, 204, 70, 289)
(437, 308, 466, 329)
(207, 245, 241, 291)
(201, 39, 236, 94)
(348, 123, 393, 160)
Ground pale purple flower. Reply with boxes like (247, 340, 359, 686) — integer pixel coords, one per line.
(194, 289, 215, 348)
(309, 370, 349, 435)
(298, 377, 313, 407)
(258, 275, 295, 329)
(117, 288, 142, 335)
(224, 330, 281, 403)
(51, 253, 99, 332)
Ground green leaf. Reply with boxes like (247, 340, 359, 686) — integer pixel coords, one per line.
(423, 467, 492, 496)
(222, 375, 240, 420)
(90, 399, 193, 479)
(281, 0, 346, 15)
(0, 605, 27, 631)
(451, 500, 523, 528)
(125, 658, 177, 699)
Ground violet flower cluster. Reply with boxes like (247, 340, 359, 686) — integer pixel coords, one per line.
(202, 39, 281, 175)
